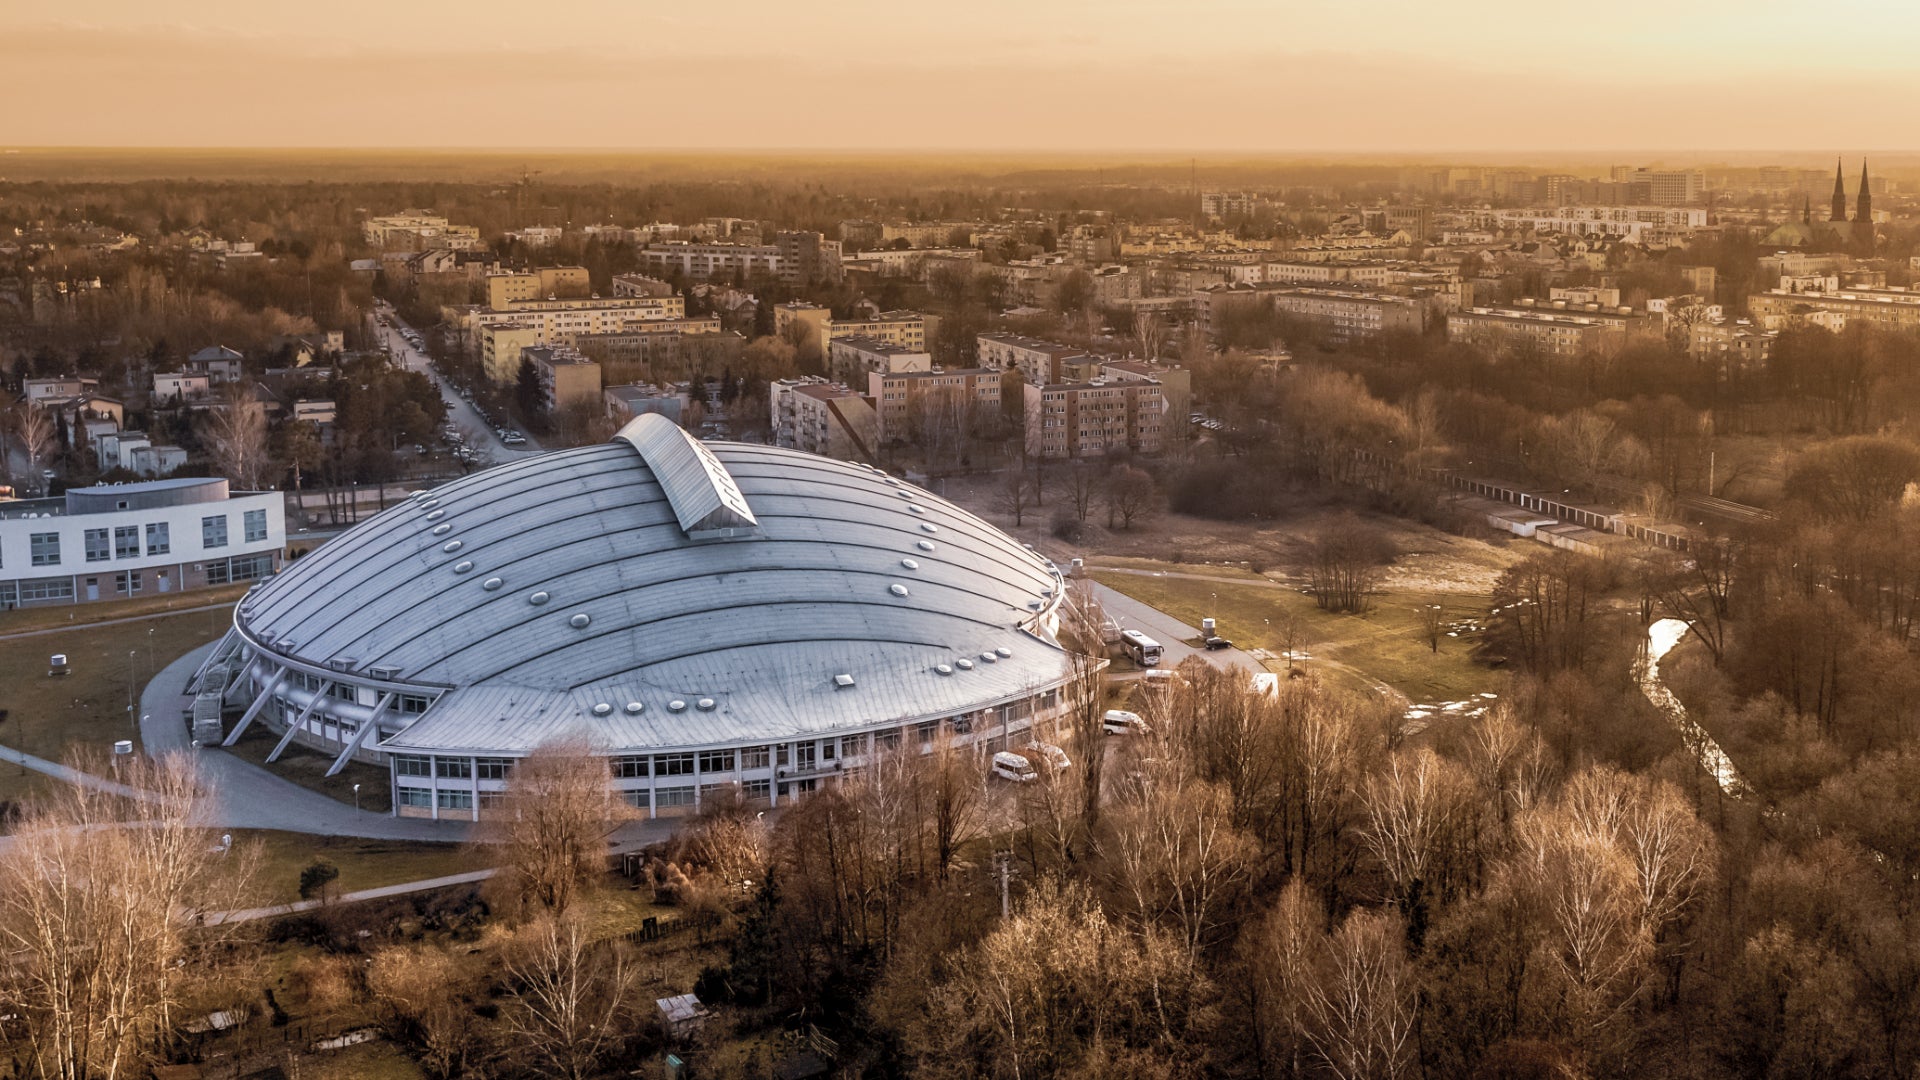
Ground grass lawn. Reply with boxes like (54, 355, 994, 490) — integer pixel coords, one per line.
(223, 723, 396, 814)
(295, 1041, 426, 1080)
(0, 603, 234, 807)
(0, 585, 247, 636)
(1090, 565, 1504, 703)
(236, 829, 481, 906)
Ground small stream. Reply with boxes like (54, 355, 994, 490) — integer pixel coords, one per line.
(1637, 618, 1751, 799)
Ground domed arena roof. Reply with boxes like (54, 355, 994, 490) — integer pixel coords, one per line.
(234, 415, 1071, 755)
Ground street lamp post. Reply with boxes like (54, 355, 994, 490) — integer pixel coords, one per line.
(126, 650, 137, 721)
(353, 783, 361, 812)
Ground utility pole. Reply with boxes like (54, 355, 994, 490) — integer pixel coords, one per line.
(994, 850, 1013, 918)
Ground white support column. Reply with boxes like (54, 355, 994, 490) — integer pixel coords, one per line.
(221, 665, 288, 746)
(266, 681, 332, 762)
(325, 692, 392, 778)
(219, 651, 260, 705)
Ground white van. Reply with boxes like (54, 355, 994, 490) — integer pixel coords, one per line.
(1102, 709, 1148, 735)
(991, 750, 1038, 783)
(1027, 742, 1072, 773)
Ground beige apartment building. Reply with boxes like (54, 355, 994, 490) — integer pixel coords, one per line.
(363, 211, 482, 251)
(1747, 287, 1920, 333)
(1447, 308, 1626, 358)
(1197, 285, 1428, 343)
(775, 304, 928, 354)
(1024, 378, 1166, 459)
(828, 337, 932, 385)
(974, 334, 1094, 386)
(484, 267, 591, 309)
(521, 345, 603, 412)
(868, 368, 1001, 446)
(770, 378, 876, 461)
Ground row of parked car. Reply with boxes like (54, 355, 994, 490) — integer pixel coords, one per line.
(987, 709, 1149, 783)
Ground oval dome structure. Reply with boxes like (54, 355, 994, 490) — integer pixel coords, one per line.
(204, 415, 1079, 819)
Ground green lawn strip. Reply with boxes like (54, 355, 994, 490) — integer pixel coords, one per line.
(233, 828, 480, 906)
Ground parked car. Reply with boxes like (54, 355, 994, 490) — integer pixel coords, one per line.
(1204, 636, 1234, 650)
(1102, 709, 1148, 735)
(990, 750, 1037, 783)
(1025, 742, 1072, 773)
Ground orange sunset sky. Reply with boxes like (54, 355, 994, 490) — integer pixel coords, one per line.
(5, 0, 1918, 152)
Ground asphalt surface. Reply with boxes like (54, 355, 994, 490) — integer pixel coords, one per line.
(1086, 579, 1264, 675)
(369, 306, 541, 465)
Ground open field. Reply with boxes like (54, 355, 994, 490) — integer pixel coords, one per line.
(239, 829, 479, 906)
(1090, 565, 1506, 704)
(0, 603, 232, 807)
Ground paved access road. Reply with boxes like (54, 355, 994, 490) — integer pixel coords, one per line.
(369, 305, 541, 465)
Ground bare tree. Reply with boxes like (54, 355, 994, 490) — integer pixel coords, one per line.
(1308, 514, 1396, 614)
(199, 382, 270, 490)
(0, 752, 265, 1080)
(479, 737, 638, 915)
(12, 401, 55, 490)
(1104, 464, 1157, 530)
(1133, 309, 1166, 363)
(1418, 602, 1445, 654)
(997, 460, 1034, 527)
(504, 909, 637, 1080)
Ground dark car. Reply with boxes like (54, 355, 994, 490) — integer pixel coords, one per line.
(1204, 636, 1233, 650)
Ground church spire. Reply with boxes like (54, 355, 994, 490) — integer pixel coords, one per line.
(1830, 157, 1848, 222)
(1857, 159, 1873, 223)
(1803, 193, 1811, 224)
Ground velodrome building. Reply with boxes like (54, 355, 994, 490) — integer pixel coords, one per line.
(192, 414, 1077, 819)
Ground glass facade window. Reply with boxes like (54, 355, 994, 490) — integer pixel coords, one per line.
(475, 758, 513, 780)
(19, 578, 73, 601)
(398, 788, 432, 808)
(478, 791, 507, 809)
(394, 755, 431, 777)
(230, 553, 274, 581)
(436, 758, 471, 779)
(654, 753, 694, 776)
(840, 734, 869, 758)
(742, 779, 771, 799)
(698, 750, 735, 773)
(202, 515, 228, 549)
(244, 509, 268, 543)
(622, 790, 650, 810)
(875, 728, 902, 752)
(611, 756, 649, 779)
(437, 790, 473, 810)
(740, 745, 770, 769)
(114, 526, 139, 559)
(85, 529, 111, 563)
(145, 522, 170, 556)
(655, 786, 695, 808)
(398, 694, 432, 714)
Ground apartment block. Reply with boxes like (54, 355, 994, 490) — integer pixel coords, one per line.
(1447, 307, 1626, 358)
(828, 337, 932, 385)
(867, 368, 1001, 446)
(484, 267, 591, 308)
(974, 334, 1094, 386)
(523, 345, 603, 412)
(1747, 287, 1920, 333)
(770, 378, 876, 461)
(1024, 378, 1166, 459)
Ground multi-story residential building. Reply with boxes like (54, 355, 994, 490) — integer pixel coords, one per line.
(186, 345, 246, 383)
(470, 296, 688, 382)
(571, 318, 725, 368)
(1097, 360, 1192, 426)
(1197, 285, 1429, 343)
(363, 211, 481, 251)
(523, 345, 603, 412)
(770, 378, 876, 461)
(1690, 320, 1777, 370)
(1747, 286, 1920, 333)
(775, 231, 844, 286)
(1624, 168, 1706, 205)
(1024, 378, 1166, 460)
(1089, 265, 1141, 305)
(1263, 261, 1395, 286)
(153, 372, 214, 404)
(0, 477, 284, 608)
(867, 368, 1001, 447)
(974, 335, 1095, 386)
(775, 304, 928, 354)
(1447, 307, 1627, 358)
(638, 242, 785, 282)
(841, 248, 981, 281)
(828, 337, 932, 386)
(1484, 206, 1707, 244)
(610, 273, 677, 298)
(1200, 192, 1264, 219)
(484, 267, 591, 308)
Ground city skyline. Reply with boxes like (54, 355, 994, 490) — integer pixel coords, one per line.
(8, 0, 1920, 152)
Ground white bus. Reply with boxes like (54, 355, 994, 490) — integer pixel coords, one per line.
(1120, 629, 1163, 667)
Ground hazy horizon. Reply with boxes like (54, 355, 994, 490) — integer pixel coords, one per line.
(8, 0, 1920, 154)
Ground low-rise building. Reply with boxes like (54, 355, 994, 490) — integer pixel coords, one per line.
(604, 383, 694, 425)
(775, 304, 927, 354)
(974, 334, 1094, 386)
(572, 318, 726, 368)
(0, 477, 284, 608)
(187, 345, 246, 382)
(364, 211, 481, 251)
(1024, 378, 1166, 459)
(610, 273, 676, 298)
(1689, 320, 1776, 370)
(153, 372, 214, 404)
(1198, 285, 1429, 343)
(1748, 286, 1920, 333)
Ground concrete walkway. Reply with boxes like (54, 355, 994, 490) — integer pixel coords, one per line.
(140, 642, 478, 841)
(0, 743, 169, 803)
(204, 869, 499, 926)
